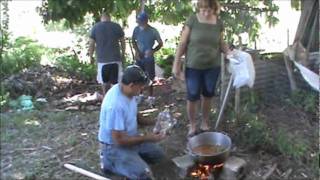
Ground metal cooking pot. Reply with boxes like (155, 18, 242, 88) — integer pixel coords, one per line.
(187, 132, 232, 164)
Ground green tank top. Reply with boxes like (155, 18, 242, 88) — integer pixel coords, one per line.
(185, 14, 223, 69)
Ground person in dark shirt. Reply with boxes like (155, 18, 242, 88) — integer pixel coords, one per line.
(89, 12, 126, 96)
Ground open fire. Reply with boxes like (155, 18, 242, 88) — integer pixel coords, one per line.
(190, 163, 224, 179)
(172, 155, 247, 179)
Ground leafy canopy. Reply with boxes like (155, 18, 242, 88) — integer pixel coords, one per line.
(38, 0, 279, 43)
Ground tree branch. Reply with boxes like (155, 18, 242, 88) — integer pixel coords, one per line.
(221, 3, 277, 13)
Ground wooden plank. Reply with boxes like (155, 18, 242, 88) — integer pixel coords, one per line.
(64, 164, 110, 180)
(220, 54, 227, 105)
(283, 54, 297, 91)
(234, 88, 240, 119)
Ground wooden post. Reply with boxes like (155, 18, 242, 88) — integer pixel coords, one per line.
(234, 39, 243, 119)
(287, 29, 290, 47)
(283, 54, 297, 91)
(306, 9, 318, 59)
(234, 88, 240, 119)
(128, 38, 135, 61)
(220, 53, 226, 107)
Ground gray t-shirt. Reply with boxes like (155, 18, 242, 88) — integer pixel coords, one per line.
(90, 21, 124, 63)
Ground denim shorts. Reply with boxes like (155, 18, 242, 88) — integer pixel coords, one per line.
(100, 142, 164, 179)
(185, 67, 220, 101)
(136, 57, 155, 80)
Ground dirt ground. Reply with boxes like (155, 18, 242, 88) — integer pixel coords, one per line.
(0, 67, 318, 180)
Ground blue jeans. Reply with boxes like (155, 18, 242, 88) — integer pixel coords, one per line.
(185, 67, 221, 101)
(136, 57, 155, 80)
(100, 142, 164, 179)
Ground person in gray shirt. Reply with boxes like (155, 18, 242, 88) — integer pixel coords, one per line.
(89, 12, 126, 96)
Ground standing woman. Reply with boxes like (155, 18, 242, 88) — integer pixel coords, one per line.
(172, 0, 231, 137)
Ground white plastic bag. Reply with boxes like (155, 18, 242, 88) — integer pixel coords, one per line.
(153, 109, 177, 134)
(228, 50, 255, 88)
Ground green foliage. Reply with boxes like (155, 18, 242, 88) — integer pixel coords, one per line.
(273, 129, 307, 160)
(232, 93, 312, 162)
(54, 54, 96, 81)
(38, 0, 140, 27)
(145, 0, 193, 25)
(290, 0, 301, 11)
(44, 19, 70, 32)
(235, 110, 309, 161)
(39, 0, 279, 43)
(156, 47, 175, 61)
(236, 112, 271, 149)
(0, 86, 10, 111)
(155, 47, 175, 78)
(123, 53, 135, 68)
(221, 0, 279, 43)
(241, 91, 263, 112)
(284, 90, 319, 114)
(0, 37, 45, 79)
(1, 0, 10, 56)
(1, 1, 9, 30)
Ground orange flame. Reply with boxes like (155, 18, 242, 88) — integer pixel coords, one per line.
(190, 163, 224, 179)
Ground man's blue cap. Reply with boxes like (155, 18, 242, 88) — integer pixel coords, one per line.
(137, 11, 148, 22)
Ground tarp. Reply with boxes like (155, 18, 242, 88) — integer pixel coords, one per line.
(294, 62, 320, 92)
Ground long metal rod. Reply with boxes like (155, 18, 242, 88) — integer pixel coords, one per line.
(215, 75, 233, 129)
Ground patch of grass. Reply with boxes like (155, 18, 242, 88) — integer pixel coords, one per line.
(67, 136, 78, 146)
(1, 112, 29, 127)
(284, 90, 319, 114)
(0, 111, 71, 142)
(50, 112, 69, 122)
(241, 90, 263, 113)
(235, 110, 310, 163)
(1, 112, 43, 142)
(273, 129, 307, 160)
(311, 153, 320, 177)
(236, 112, 271, 149)
(0, 110, 99, 179)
